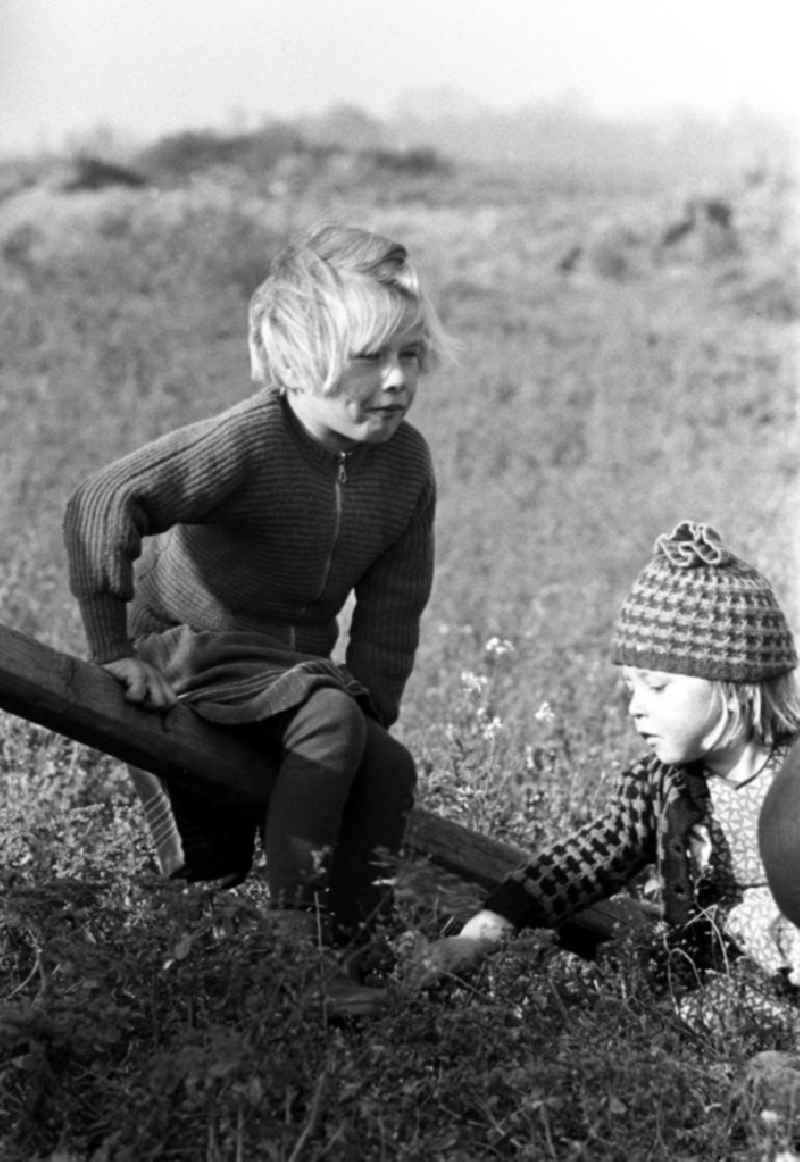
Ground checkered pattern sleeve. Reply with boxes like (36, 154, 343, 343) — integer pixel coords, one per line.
(484, 757, 660, 930)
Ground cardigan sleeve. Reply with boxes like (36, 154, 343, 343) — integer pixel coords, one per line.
(483, 758, 660, 930)
(345, 468, 436, 727)
(63, 406, 256, 661)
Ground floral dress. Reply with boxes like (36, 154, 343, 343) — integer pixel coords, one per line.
(694, 759, 800, 982)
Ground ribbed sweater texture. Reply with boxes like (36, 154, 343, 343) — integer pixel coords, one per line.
(63, 390, 436, 726)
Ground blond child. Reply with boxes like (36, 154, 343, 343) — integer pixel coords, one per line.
(64, 225, 447, 959)
(417, 521, 800, 1017)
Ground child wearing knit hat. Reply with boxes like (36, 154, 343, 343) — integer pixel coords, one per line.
(63, 225, 448, 1000)
(412, 521, 800, 1025)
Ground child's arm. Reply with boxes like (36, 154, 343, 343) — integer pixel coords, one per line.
(63, 405, 257, 664)
(346, 468, 435, 727)
(480, 756, 658, 928)
(407, 758, 660, 983)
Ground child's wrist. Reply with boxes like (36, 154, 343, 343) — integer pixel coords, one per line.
(459, 910, 514, 943)
(77, 594, 132, 662)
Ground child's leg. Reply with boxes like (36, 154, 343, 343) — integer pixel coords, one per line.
(127, 764, 258, 885)
(128, 765, 187, 878)
(262, 687, 368, 912)
(326, 717, 416, 937)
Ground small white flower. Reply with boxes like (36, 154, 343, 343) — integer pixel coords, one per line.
(460, 670, 488, 694)
(535, 700, 555, 724)
(485, 636, 514, 658)
(482, 716, 504, 741)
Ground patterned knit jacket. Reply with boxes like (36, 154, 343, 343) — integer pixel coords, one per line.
(63, 390, 436, 727)
(485, 754, 711, 930)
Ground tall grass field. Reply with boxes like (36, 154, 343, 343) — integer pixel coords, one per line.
(0, 130, 798, 1159)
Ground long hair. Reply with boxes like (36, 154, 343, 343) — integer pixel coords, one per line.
(248, 225, 452, 395)
(705, 673, 800, 750)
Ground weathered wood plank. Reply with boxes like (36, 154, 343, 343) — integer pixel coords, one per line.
(403, 808, 527, 889)
(0, 622, 635, 938)
(0, 628, 637, 940)
(0, 622, 270, 803)
(0, 622, 533, 883)
(0, 623, 523, 880)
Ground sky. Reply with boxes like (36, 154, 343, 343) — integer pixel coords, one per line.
(2, 0, 798, 155)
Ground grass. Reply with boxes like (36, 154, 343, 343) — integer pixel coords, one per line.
(0, 133, 798, 1158)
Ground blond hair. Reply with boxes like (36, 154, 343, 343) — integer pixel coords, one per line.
(705, 673, 800, 750)
(248, 225, 450, 395)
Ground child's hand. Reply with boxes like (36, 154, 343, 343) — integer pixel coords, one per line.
(104, 657, 178, 710)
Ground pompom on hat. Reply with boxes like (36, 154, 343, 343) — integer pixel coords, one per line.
(611, 521, 797, 681)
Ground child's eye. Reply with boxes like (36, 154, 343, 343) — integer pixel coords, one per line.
(353, 350, 382, 363)
(399, 346, 422, 362)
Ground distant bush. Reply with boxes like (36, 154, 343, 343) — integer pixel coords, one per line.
(134, 126, 451, 188)
(364, 145, 450, 177)
(137, 129, 250, 178)
(0, 160, 41, 204)
(61, 155, 148, 192)
(137, 122, 307, 181)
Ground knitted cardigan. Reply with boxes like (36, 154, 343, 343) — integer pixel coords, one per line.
(63, 390, 436, 727)
(485, 754, 712, 930)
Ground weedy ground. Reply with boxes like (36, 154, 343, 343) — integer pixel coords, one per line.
(0, 133, 798, 1159)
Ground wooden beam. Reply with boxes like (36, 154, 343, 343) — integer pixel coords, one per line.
(0, 622, 631, 938)
(0, 621, 270, 804)
(403, 808, 526, 889)
(0, 622, 524, 881)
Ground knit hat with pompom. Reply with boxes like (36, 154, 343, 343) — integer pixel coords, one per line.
(611, 520, 797, 681)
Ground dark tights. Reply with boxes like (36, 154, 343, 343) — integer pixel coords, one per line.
(256, 688, 416, 935)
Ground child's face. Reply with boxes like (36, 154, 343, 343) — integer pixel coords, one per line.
(289, 320, 423, 451)
(622, 667, 725, 766)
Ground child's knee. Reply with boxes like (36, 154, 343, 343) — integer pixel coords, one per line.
(314, 687, 367, 741)
(287, 687, 368, 763)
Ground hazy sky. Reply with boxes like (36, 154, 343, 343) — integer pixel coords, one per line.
(2, 0, 798, 154)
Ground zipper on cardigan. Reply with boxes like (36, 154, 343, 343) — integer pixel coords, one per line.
(313, 455, 347, 601)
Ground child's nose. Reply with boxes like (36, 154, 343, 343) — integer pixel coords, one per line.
(382, 353, 405, 389)
(627, 687, 644, 717)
